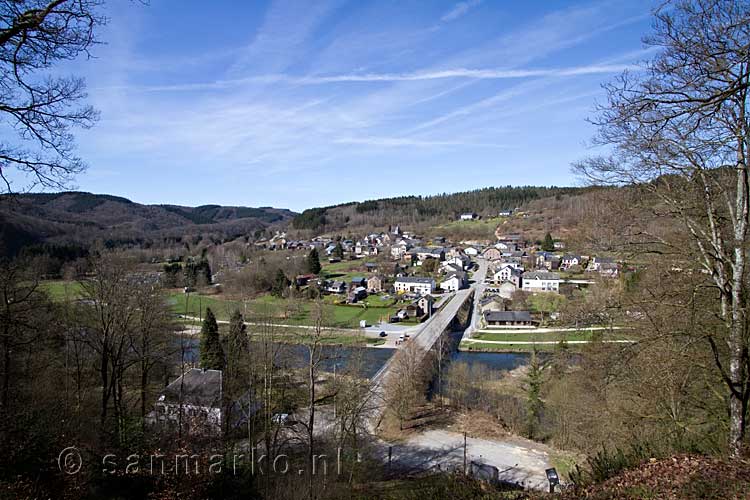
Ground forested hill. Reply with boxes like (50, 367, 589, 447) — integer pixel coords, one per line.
(291, 185, 584, 233)
(0, 192, 295, 257)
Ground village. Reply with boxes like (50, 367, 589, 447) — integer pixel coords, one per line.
(243, 209, 623, 342)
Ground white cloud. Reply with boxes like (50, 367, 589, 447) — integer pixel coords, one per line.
(441, 0, 483, 23)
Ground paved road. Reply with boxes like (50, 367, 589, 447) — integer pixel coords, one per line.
(476, 326, 629, 334)
(463, 338, 636, 345)
(465, 258, 489, 338)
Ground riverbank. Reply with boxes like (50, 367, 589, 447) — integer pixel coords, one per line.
(459, 338, 635, 352)
(178, 322, 388, 347)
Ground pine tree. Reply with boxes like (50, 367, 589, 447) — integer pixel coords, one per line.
(226, 309, 249, 387)
(199, 308, 225, 370)
(524, 348, 544, 439)
(271, 269, 290, 297)
(542, 232, 555, 252)
(307, 248, 322, 275)
(333, 242, 344, 260)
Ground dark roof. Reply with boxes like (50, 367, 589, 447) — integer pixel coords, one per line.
(413, 246, 445, 255)
(160, 368, 222, 407)
(396, 277, 435, 284)
(524, 271, 560, 280)
(484, 311, 533, 323)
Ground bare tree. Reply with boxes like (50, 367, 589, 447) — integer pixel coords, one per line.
(79, 252, 138, 444)
(0, 0, 104, 193)
(574, 0, 750, 456)
(0, 259, 51, 415)
(385, 341, 428, 431)
(298, 300, 338, 500)
(128, 280, 176, 427)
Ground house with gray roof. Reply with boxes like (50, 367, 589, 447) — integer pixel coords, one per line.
(394, 276, 435, 295)
(483, 310, 535, 326)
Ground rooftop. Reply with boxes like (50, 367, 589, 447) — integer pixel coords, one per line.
(484, 311, 533, 323)
(160, 368, 222, 407)
(395, 276, 436, 284)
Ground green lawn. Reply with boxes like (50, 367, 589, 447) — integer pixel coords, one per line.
(319, 258, 376, 281)
(40, 277, 399, 329)
(473, 330, 631, 342)
(474, 331, 595, 342)
(459, 341, 575, 352)
(169, 291, 399, 328)
(39, 280, 83, 301)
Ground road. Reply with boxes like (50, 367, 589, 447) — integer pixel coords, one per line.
(465, 257, 489, 338)
(462, 338, 636, 345)
(291, 405, 554, 491)
(385, 429, 552, 490)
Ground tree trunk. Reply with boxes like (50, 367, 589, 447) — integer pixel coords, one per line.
(308, 354, 316, 500)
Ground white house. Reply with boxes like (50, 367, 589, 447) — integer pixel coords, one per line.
(326, 281, 347, 294)
(521, 271, 560, 293)
(561, 254, 582, 269)
(446, 254, 471, 270)
(493, 265, 522, 287)
(587, 256, 615, 272)
(412, 247, 446, 263)
(417, 295, 434, 316)
(464, 246, 479, 257)
(440, 273, 466, 292)
(146, 368, 258, 436)
(394, 277, 435, 295)
(460, 213, 478, 221)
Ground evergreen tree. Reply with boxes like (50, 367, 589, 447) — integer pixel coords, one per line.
(307, 248, 322, 275)
(199, 308, 225, 370)
(226, 309, 249, 386)
(524, 348, 544, 439)
(271, 269, 290, 297)
(333, 242, 344, 260)
(542, 232, 555, 252)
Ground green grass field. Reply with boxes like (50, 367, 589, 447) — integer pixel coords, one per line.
(459, 341, 577, 352)
(473, 329, 631, 343)
(474, 330, 595, 342)
(169, 291, 399, 329)
(432, 217, 502, 239)
(39, 280, 83, 301)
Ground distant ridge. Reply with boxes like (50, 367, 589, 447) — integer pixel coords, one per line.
(291, 185, 586, 233)
(0, 191, 296, 257)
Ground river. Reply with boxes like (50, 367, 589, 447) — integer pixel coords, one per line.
(180, 332, 530, 378)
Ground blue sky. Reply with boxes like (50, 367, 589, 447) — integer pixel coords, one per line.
(60, 0, 655, 212)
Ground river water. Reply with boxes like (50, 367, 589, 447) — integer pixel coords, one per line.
(181, 332, 530, 378)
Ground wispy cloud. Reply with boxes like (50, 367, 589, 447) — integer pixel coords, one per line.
(441, 0, 483, 22)
(228, 0, 344, 75)
(333, 136, 507, 148)
(71, 0, 654, 209)
(112, 63, 634, 93)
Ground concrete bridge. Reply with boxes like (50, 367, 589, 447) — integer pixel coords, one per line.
(369, 259, 488, 424)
